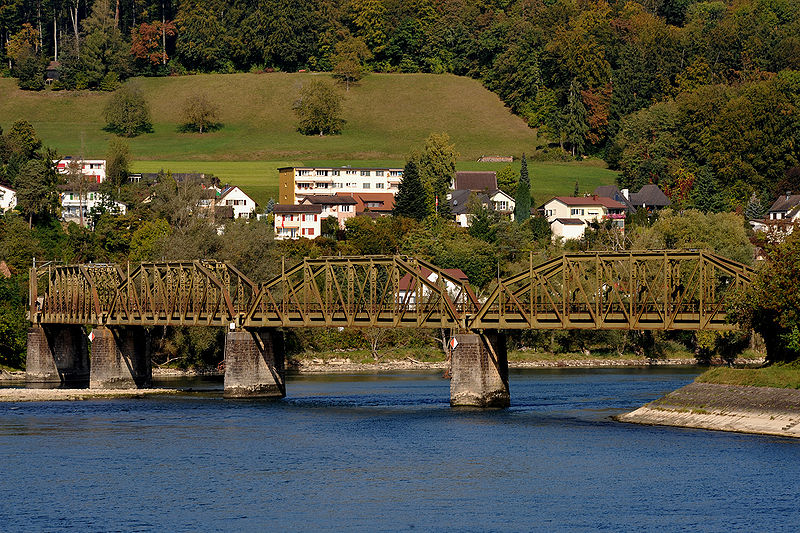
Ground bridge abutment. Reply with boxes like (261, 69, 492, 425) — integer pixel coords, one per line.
(450, 330, 509, 408)
(89, 326, 152, 389)
(26, 325, 89, 383)
(224, 329, 285, 399)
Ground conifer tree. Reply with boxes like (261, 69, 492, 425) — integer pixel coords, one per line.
(691, 166, 724, 213)
(514, 154, 531, 222)
(564, 79, 588, 157)
(744, 192, 766, 220)
(392, 160, 429, 221)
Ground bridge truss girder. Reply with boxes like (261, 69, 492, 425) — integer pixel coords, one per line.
(29, 251, 753, 332)
(469, 251, 753, 331)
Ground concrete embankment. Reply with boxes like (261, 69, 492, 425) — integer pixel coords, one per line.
(616, 382, 800, 438)
(0, 388, 180, 402)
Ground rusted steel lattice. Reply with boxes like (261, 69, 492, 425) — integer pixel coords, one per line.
(469, 251, 754, 331)
(30, 251, 753, 331)
(243, 255, 478, 330)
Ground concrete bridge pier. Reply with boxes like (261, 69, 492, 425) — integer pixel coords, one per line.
(89, 326, 152, 389)
(224, 328, 285, 399)
(26, 325, 89, 383)
(450, 330, 510, 408)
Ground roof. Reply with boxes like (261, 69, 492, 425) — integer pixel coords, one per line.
(300, 195, 358, 205)
(545, 196, 625, 209)
(0, 261, 11, 278)
(398, 267, 469, 291)
(630, 184, 671, 207)
(593, 185, 635, 212)
(769, 194, 800, 212)
(449, 189, 479, 215)
(553, 218, 585, 226)
(273, 204, 322, 214)
(337, 192, 395, 213)
(454, 171, 497, 192)
(278, 166, 403, 172)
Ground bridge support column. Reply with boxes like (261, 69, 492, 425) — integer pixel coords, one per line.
(224, 329, 285, 399)
(450, 330, 509, 408)
(26, 325, 89, 383)
(89, 326, 152, 389)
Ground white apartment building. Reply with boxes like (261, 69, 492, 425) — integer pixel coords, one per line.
(55, 157, 106, 183)
(278, 166, 403, 205)
(0, 185, 17, 211)
(541, 196, 625, 241)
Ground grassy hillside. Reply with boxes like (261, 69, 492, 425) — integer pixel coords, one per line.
(0, 72, 543, 160)
(132, 159, 618, 207)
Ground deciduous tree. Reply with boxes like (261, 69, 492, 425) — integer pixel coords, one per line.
(180, 93, 220, 133)
(293, 79, 345, 136)
(103, 84, 152, 137)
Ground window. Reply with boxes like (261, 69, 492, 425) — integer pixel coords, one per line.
(298, 170, 311, 176)
(588, 210, 598, 216)
(375, 183, 384, 189)
(360, 170, 370, 176)
(332, 170, 340, 176)
(571, 208, 585, 216)
(362, 183, 371, 189)
(317, 170, 328, 176)
(346, 170, 357, 175)
(389, 170, 403, 177)
(375, 170, 384, 176)
(307, 228, 314, 236)
(342, 205, 352, 212)
(545, 209, 554, 217)
(346, 182, 357, 187)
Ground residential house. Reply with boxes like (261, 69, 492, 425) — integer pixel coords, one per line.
(396, 267, 474, 309)
(593, 184, 671, 212)
(541, 196, 625, 240)
(298, 195, 358, 228)
(0, 185, 17, 212)
(766, 193, 800, 222)
(338, 192, 395, 216)
(54, 157, 106, 183)
(273, 204, 323, 240)
(629, 184, 671, 211)
(450, 189, 515, 227)
(59, 183, 126, 225)
(278, 166, 403, 205)
(217, 186, 257, 218)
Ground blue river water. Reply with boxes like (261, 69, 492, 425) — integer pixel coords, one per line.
(1, 367, 799, 532)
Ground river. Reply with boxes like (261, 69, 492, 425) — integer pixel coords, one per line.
(1, 367, 798, 532)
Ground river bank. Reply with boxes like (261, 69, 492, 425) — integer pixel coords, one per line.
(2, 355, 765, 381)
(616, 382, 800, 438)
(0, 388, 180, 402)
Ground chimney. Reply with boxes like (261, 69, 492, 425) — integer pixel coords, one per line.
(621, 188, 630, 200)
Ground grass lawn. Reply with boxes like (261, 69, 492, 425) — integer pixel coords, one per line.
(0, 72, 542, 161)
(132, 159, 618, 207)
(696, 364, 800, 389)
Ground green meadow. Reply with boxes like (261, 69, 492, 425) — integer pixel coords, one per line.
(1, 71, 617, 205)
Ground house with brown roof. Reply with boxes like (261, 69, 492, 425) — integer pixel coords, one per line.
(540, 196, 625, 241)
(593, 184, 671, 212)
(298, 195, 358, 228)
(335, 192, 395, 216)
(453, 171, 497, 192)
(396, 267, 476, 309)
(273, 204, 323, 239)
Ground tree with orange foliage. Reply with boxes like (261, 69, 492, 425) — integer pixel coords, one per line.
(131, 21, 176, 66)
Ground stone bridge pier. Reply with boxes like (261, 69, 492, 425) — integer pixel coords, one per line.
(223, 328, 285, 399)
(89, 326, 152, 389)
(450, 330, 509, 408)
(26, 325, 90, 383)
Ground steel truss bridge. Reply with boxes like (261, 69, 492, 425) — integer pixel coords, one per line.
(29, 251, 753, 332)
